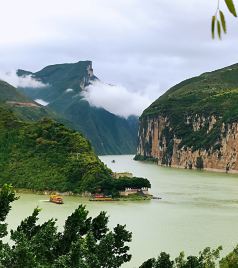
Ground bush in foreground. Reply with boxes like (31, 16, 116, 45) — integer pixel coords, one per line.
(0, 184, 132, 268)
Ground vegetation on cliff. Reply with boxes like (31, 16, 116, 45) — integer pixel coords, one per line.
(139, 63, 238, 156)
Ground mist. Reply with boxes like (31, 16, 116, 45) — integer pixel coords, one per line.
(82, 81, 159, 117)
(0, 71, 47, 88)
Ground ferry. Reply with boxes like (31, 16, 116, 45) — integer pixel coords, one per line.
(49, 194, 64, 204)
(89, 194, 113, 201)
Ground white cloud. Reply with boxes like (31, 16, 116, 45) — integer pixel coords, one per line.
(65, 88, 74, 93)
(0, 71, 46, 88)
(82, 81, 159, 117)
(34, 99, 49, 106)
(0, 0, 237, 111)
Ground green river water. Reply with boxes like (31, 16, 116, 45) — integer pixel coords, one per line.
(6, 155, 238, 267)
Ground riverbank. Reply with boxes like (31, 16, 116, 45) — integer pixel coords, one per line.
(14, 188, 153, 201)
(134, 158, 238, 175)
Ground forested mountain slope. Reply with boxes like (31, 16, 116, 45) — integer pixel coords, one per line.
(17, 61, 138, 155)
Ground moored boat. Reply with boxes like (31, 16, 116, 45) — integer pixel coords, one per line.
(89, 194, 114, 201)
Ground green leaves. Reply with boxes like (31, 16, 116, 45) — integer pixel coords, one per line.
(0, 202, 132, 268)
(211, 16, 216, 39)
(219, 10, 227, 33)
(225, 0, 237, 17)
(211, 11, 225, 39)
(217, 20, 222, 39)
(212, 0, 237, 39)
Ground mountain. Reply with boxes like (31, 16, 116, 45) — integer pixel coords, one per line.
(0, 80, 112, 193)
(135, 63, 238, 172)
(17, 61, 138, 155)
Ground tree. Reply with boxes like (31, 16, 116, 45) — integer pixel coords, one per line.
(0, 184, 132, 268)
(139, 252, 173, 268)
(220, 245, 238, 268)
(141, 247, 222, 268)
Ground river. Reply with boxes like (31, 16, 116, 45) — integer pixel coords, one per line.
(6, 155, 238, 267)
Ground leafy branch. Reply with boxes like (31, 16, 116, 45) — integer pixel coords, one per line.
(212, 0, 237, 39)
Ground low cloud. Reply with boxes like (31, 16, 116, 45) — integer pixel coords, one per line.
(65, 88, 74, 93)
(0, 70, 47, 88)
(82, 81, 159, 117)
(34, 99, 49, 106)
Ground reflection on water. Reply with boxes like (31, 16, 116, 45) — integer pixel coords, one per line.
(6, 155, 238, 268)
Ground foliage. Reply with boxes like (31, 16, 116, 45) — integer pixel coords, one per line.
(0, 105, 114, 193)
(220, 246, 238, 267)
(0, 185, 132, 268)
(141, 246, 223, 268)
(212, 0, 237, 39)
(0, 184, 18, 240)
(93, 176, 151, 197)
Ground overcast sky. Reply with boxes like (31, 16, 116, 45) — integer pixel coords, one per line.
(1, 0, 238, 116)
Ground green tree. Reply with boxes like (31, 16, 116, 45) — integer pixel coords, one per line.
(220, 245, 238, 268)
(140, 252, 173, 268)
(0, 184, 132, 268)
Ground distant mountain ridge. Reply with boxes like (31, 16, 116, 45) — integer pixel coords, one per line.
(17, 61, 138, 155)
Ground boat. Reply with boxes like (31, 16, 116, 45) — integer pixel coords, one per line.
(112, 160, 115, 163)
(49, 194, 64, 204)
(152, 196, 162, 200)
(89, 194, 114, 201)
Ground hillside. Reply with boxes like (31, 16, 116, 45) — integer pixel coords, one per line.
(17, 61, 138, 155)
(0, 80, 51, 121)
(0, 108, 112, 192)
(136, 63, 238, 172)
(0, 81, 113, 192)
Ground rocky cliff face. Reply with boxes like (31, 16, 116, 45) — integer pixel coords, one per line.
(136, 63, 238, 173)
(137, 114, 238, 172)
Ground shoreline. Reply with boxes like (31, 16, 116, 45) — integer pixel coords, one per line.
(169, 164, 238, 174)
(14, 188, 153, 201)
(134, 159, 238, 175)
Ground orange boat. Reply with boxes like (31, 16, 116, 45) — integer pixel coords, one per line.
(49, 194, 64, 204)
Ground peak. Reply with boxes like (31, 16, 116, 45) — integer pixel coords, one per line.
(76, 60, 92, 65)
(17, 69, 33, 77)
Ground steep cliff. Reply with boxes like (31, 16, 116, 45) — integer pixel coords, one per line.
(17, 61, 138, 155)
(136, 63, 238, 173)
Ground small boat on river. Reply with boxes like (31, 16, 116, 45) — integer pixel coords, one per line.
(49, 194, 64, 204)
(89, 194, 114, 201)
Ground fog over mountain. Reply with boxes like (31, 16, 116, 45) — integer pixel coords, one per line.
(83, 81, 159, 117)
(1, 0, 238, 116)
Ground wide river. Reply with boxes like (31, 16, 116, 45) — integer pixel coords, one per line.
(6, 155, 238, 267)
